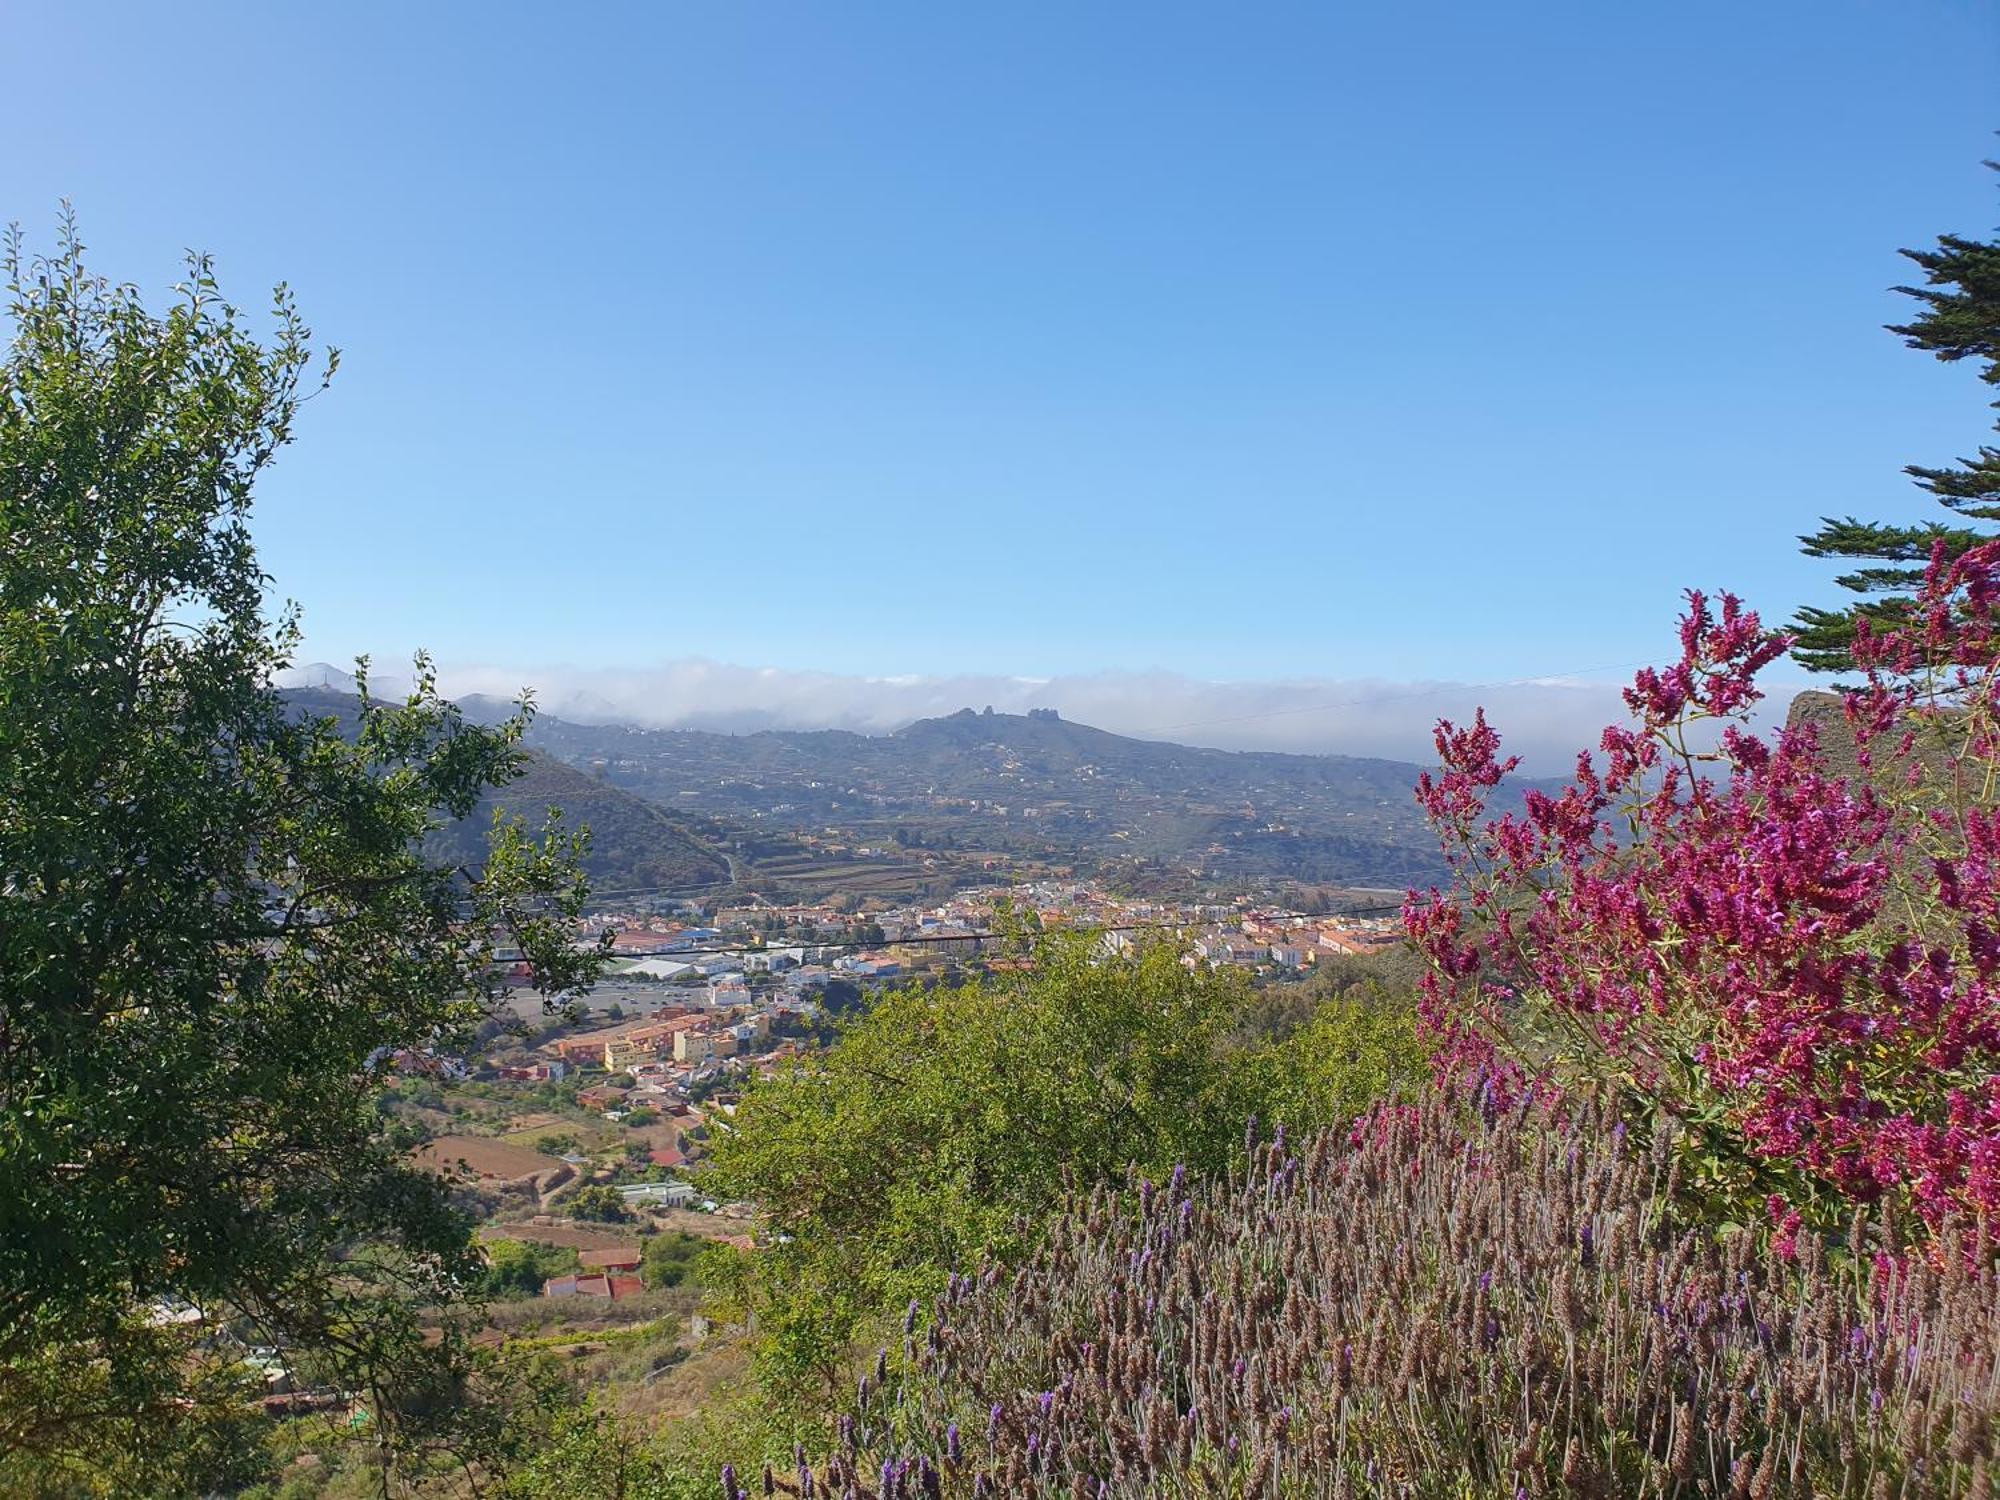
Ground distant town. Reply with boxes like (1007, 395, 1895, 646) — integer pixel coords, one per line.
(387, 878, 1403, 1307)
(509, 879, 1402, 1096)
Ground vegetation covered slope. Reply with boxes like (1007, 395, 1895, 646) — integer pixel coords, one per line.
(453, 748, 731, 895)
(285, 687, 732, 895)
(518, 706, 1505, 887)
(781, 1103, 1999, 1499)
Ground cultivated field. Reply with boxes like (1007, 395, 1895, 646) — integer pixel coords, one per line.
(412, 1134, 562, 1180)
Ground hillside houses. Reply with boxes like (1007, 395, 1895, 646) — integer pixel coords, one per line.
(533, 880, 1404, 1112)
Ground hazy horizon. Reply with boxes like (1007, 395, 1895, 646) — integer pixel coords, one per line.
(280, 652, 1798, 774)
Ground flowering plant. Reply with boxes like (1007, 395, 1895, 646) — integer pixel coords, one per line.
(725, 1105, 2000, 1498)
(1407, 544, 2000, 1247)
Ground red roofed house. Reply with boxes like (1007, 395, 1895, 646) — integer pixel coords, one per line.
(578, 1246, 643, 1274)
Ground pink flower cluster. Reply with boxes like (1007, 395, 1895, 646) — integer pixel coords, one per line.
(1408, 548, 2000, 1245)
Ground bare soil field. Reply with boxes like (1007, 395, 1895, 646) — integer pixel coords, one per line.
(413, 1134, 561, 1180)
(644, 1207, 743, 1240)
(623, 1121, 694, 1153)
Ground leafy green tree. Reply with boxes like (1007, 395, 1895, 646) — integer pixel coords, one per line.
(483, 1239, 581, 1299)
(491, 1392, 796, 1500)
(640, 1232, 709, 1290)
(0, 219, 602, 1490)
(703, 930, 1415, 1414)
(493, 1408, 691, 1500)
(569, 1185, 634, 1223)
(815, 976, 865, 1015)
(1794, 162, 2000, 671)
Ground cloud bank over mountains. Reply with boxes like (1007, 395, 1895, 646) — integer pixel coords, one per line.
(283, 657, 1796, 775)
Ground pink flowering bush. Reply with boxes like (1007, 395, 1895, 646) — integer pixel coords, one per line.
(1407, 543, 2000, 1248)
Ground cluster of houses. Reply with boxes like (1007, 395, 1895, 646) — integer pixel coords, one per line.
(1191, 912, 1400, 970)
(579, 880, 1402, 1002)
(545, 1002, 795, 1095)
(541, 1245, 645, 1301)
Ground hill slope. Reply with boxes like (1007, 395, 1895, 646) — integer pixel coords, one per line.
(517, 705, 1479, 888)
(437, 751, 731, 895)
(281, 688, 731, 895)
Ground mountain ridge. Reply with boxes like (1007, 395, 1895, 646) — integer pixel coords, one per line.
(513, 703, 1490, 888)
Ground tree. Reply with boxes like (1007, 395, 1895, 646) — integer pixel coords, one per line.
(483, 1240, 580, 1299)
(1793, 161, 2000, 671)
(569, 1185, 634, 1223)
(702, 929, 1416, 1414)
(640, 1232, 708, 1290)
(815, 977, 865, 1015)
(0, 219, 602, 1490)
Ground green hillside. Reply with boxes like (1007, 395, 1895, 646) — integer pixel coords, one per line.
(283, 688, 730, 895)
(437, 749, 731, 895)
(517, 705, 1505, 887)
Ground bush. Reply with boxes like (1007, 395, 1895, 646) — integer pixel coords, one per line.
(641, 1233, 709, 1290)
(1411, 566, 2000, 1249)
(778, 1100, 1999, 1499)
(482, 1239, 579, 1299)
(567, 1185, 632, 1223)
(702, 930, 1422, 1414)
(1237, 988, 1425, 1130)
(703, 933, 1261, 1408)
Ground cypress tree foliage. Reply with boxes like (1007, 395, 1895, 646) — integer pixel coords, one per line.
(1793, 160, 2000, 672)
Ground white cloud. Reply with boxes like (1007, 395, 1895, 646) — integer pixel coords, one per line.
(281, 657, 1807, 775)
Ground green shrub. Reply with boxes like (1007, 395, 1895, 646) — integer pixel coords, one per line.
(702, 929, 1422, 1413)
(482, 1239, 579, 1299)
(641, 1233, 709, 1289)
(568, 1185, 632, 1223)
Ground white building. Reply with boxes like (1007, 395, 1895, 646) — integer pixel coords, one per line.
(616, 1180, 696, 1208)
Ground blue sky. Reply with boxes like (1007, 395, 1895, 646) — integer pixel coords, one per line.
(5, 3, 1998, 744)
